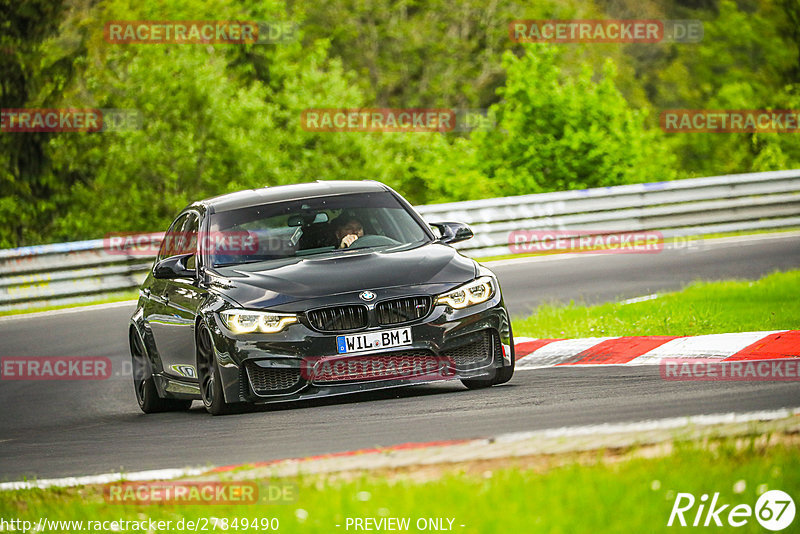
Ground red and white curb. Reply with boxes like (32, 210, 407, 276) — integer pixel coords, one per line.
(514, 330, 800, 369)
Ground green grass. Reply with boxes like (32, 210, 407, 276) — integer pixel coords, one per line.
(512, 270, 800, 339)
(0, 291, 138, 317)
(1, 437, 796, 533)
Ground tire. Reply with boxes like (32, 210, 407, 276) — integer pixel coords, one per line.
(130, 329, 192, 413)
(493, 330, 515, 385)
(460, 330, 515, 389)
(196, 323, 236, 415)
(460, 374, 495, 389)
(460, 359, 496, 390)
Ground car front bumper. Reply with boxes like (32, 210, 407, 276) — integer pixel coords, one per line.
(206, 297, 513, 405)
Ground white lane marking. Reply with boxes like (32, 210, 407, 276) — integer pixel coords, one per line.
(0, 300, 137, 323)
(620, 293, 659, 305)
(484, 230, 800, 268)
(515, 337, 618, 369)
(628, 331, 786, 365)
(494, 407, 800, 442)
(3, 408, 797, 491)
(688, 230, 800, 249)
(0, 466, 207, 491)
(486, 252, 592, 267)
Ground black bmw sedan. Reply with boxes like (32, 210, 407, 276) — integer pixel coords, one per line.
(129, 181, 515, 415)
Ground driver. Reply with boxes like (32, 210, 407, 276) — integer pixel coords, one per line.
(334, 216, 364, 248)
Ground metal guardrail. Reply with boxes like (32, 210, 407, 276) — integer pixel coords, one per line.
(1, 169, 799, 311)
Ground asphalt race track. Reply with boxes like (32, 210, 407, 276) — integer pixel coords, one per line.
(1, 233, 798, 481)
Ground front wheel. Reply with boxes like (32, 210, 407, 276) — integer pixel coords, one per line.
(130, 329, 192, 413)
(460, 331, 515, 389)
(460, 374, 495, 389)
(196, 323, 236, 415)
(493, 331, 515, 385)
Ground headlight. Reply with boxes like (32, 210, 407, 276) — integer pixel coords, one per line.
(435, 276, 495, 309)
(219, 310, 298, 334)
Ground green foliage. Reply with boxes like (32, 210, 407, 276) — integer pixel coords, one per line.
(19, 0, 462, 240)
(1, 0, 798, 246)
(0, 0, 72, 247)
(467, 45, 676, 196)
(639, 0, 800, 176)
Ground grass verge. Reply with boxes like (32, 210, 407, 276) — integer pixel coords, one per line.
(512, 269, 800, 339)
(0, 435, 797, 533)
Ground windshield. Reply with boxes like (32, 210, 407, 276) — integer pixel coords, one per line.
(207, 191, 431, 267)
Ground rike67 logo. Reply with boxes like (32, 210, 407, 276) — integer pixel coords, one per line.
(668, 490, 795, 530)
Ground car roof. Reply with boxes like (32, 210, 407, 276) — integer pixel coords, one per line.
(192, 180, 390, 213)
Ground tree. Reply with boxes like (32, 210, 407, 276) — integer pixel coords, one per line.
(467, 45, 675, 197)
(0, 0, 78, 247)
(43, 0, 466, 240)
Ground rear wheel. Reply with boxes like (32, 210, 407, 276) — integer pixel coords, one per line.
(130, 329, 192, 413)
(197, 323, 236, 415)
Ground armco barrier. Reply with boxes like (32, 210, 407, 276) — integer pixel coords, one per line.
(1, 170, 799, 311)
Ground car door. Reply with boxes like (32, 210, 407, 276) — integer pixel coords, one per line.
(146, 211, 203, 380)
(142, 212, 188, 364)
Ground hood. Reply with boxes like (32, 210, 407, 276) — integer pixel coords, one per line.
(210, 242, 477, 309)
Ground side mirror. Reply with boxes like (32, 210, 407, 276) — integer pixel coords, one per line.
(430, 222, 474, 245)
(153, 254, 195, 279)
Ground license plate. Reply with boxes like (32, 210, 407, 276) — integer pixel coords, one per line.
(336, 327, 412, 354)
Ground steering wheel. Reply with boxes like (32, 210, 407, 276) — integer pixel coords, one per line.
(347, 234, 401, 249)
